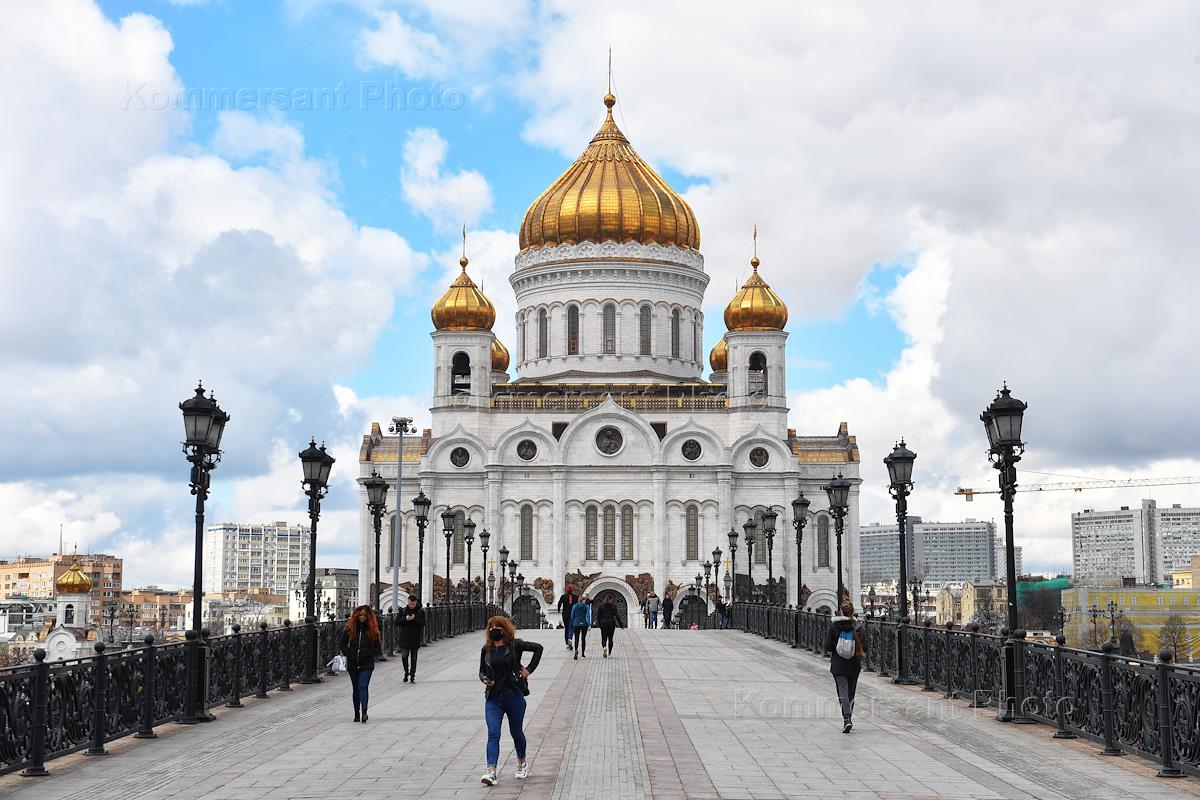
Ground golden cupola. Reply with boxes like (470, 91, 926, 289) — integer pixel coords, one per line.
(491, 337, 510, 372)
(431, 255, 496, 332)
(709, 338, 728, 372)
(724, 254, 788, 332)
(518, 92, 700, 255)
(56, 559, 93, 595)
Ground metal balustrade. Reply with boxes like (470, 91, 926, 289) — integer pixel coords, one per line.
(0, 603, 503, 777)
(723, 602, 1199, 778)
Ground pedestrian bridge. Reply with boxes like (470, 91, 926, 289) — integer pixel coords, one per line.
(2, 626, 1195, 800)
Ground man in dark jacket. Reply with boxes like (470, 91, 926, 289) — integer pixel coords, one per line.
(396, 595, 425, 683)
(661, 594, 674, 629)
(822, 601, 867, 733)
(556, 584, 578, 651)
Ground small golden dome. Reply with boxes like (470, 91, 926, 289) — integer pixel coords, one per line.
(431, 258, 496, 331)
(709, 338, 728, 372)
(491, 337, 510, 372)
(519, 92, 700, 255)
(56, 560, 92, 595)
(724, 258, 788, 331)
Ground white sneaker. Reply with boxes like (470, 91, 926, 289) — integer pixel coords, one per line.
(481, 770, 497, 786)
(515, 762, 529, 779)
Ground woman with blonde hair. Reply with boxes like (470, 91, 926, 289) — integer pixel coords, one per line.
(338, 605, 382, 723)
(478, 615, 543, 785)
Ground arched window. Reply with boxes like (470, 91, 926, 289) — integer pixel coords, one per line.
(585, 506, 598, 561)
(451, 352, 471, 395)
(621, 505, 634, 561)
(639, 306, 652, 355)
(753, 508, 767, 564)
(685, 505, 699, 561)
(520, 505, 534, 560)
(671, 308, 681, 358)
(749, 351, 767, 396)
(64, 604, 75, 625)
(603, 303, 617, 354)
(567, 305, 579, 355)
(452, 511, 465, 564)
(603, 506, 616, 561)
(537, 309, 548, 359)
(816, 515, 830, 568)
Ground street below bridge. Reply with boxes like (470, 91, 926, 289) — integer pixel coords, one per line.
(3, 628, 1197, 800)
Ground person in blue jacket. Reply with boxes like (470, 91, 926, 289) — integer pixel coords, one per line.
(570, 594, 592, 660)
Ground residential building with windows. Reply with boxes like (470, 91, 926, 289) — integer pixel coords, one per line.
(913, 519, 998, 584)
(858, 516, 922, 585)
(0, 553, 122, 628)
(204, 522, 311, 594)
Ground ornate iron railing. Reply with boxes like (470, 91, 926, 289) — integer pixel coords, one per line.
(726, 602, 1197, 778)
(0, 603, 502, 777)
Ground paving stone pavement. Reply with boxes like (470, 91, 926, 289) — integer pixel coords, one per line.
(2, 628, 1200, 800)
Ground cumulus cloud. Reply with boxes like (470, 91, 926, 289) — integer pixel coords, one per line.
(400, 127, 493, 231)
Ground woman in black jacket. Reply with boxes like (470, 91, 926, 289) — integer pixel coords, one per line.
(478, 615, 543, 786)
(396, 595, 425, 683)
(338, 605, 383, 723)
(822, 601, 867, 733)
(595, 595, 624, 657)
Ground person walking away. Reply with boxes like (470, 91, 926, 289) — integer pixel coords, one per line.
(570, 594, 592, 659)
(661, 594, 674, 629)
(714, 595, 729, 629)
(645, 592, 660, 629)
(823, 601, 867, 733)
(556, 584, 579, 652)
(596, 594, 623, 657)
(479, 616, 543, 785)
(339, 605, 382, 723)
(396, 595, 426, 683)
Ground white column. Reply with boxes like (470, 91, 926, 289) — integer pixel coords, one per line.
(552, 471, 566, 591)
(653, 471, 667, 595)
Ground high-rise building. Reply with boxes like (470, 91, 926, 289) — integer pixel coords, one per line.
(912, 519, 998, 584)
(204, 522, 311, 594)
(859, 516, 921, 584)
(1154, 503, 1200, 581)
(1072, 500, 1158, 584)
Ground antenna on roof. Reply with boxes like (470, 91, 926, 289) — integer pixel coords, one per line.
(608, 47, 612, 95)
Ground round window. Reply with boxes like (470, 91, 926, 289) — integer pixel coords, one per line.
(595, 426, 623, 455)
(681, 439, 702, 461)
(749, 447, 770, 468)
(516, 439, 538, 461)
(450, 447, 470, 468)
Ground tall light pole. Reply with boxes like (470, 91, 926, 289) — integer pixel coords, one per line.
(464, 518, 476, 603)
(299, 438, 335, 683)
(824, 474, 851, 608)
(743, 519, 757, 602)
(498, 545, 510, 607)
(711, 547, 722, 602)
(362, 471, 389, 615)
(441, 509, 456, 604)
(762, 509, 777, 604)
(885, 439, 916, 683)
(726, 529, 739, 603)
(412, 491, 431, 604)
(702, 560, 712, 603)
(389, 417, 415, 607)
(478, 528, 490, 603)
(791, 491, 810, 608)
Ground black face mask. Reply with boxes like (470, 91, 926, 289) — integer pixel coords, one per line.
(489, 628, 504, 641)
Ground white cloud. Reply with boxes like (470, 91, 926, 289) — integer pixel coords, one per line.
(400, 127, 492, 231)
(356, 10, 449, 79)
(211, 111, 305, 163)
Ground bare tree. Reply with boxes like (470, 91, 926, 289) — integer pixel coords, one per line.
(1160, 614, 1187, 662)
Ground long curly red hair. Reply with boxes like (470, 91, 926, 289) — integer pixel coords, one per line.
(346, 605, 380, 643)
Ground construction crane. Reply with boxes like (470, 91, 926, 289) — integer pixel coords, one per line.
(955, 476, 1200, 501)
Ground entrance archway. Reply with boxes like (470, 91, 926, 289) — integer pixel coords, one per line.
(677, 593, 708, 628)
(591, 589, 628, 628)
(512, 594, 541, 629)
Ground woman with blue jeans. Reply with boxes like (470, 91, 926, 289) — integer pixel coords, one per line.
(478, 616, 543, 786)
(338, 605, 382, 723)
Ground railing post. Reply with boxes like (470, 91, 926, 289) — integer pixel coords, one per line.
(1156, 649, 1184, 777)
(1052, 634, 1076, 739)
(303, 616, 319, 684)
(922, 618, 935, 692)
(1009, 630, 1034, 723)
(877, 621, 891, 679)
(20, 649, 49, 777)
(86, 642, 108, 756)
(135, 635, 158, 739)
(895, 617, 910, 684)
(1099, 641, 1122, 755)
(227, 624, 243, 708)
(279, 620, 293, 692)
(943, 623, 955, 698)
(255, 621, 269, 699)
(181, 629, 199, 723)
(197, 628, 214, 721)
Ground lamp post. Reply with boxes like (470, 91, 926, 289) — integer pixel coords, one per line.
(791, 490, 810, 608)
(464, 518, 476, 603)
(487, 568, 496, 604)
(412, 491, 431, 604)
(1105, 600, 1123, 644)
(478, 527, 490, 603)
(702, 560, 712, 602)
(711, 547, 722, 601)
(723, 571, 732, 602)
(980, 384, 1028, 721)
(868, 586, 877, 618)
(823, 473, 851, 607)
(762, 509, 778, 604)
(498, 545, 510, 606)
(726, 529, 739, 602)
(299, 438, 335, 684)
(1055, 607, 1070, 639)
(440, 509, 456, 604)
(362, 471, 389, 614)
(884, 439, 916, 681)
(389, 417, 415, 604)
(743, 519, 757, 602)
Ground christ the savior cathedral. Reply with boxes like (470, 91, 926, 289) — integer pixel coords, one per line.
(357, 91, 861, 626)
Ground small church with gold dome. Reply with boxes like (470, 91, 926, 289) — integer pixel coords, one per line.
(42, 559, 99, 661)
(358, 90, 861, 625)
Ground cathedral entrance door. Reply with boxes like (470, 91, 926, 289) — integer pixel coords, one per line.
(512, 594, 541, 629)
(677, 593, 708, 628)
(592, 590, 628, 628)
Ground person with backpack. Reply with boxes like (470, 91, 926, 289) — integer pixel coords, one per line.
(822, 601, 867, 733)
(396, 595, 425, 683)
(338, 605, 382, 723)
(556, 584, 579, 651)
(570, 593, 592, 659)
(596, 594, 623, 657)
(478, 616, 543, 786)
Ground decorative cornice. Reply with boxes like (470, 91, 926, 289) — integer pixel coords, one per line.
(514, 241, 705, 271)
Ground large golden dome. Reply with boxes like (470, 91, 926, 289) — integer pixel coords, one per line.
(431, 257, 496, 331)
(709, 338, 727, 372)
(519, 92, 700, 254)
(491, 337, 510, 372)
(724, 257, 788, 331)
(56, 559, 92, 595)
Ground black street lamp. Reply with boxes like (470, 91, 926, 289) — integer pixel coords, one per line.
(508, 560, 518, 606)
(791, 491, 810, 608)
(711, 546, 722, 601)
(743, 519, 758, 602)
(1105, 600, 1123, 643)
(723, 571, 733, 602)
(412, 491, 431, 604)
(362, 471, 389, 614)
(464, 517, 476, 603)
(487, 569, 496, 604)
(1054, 607, 1070, 638)
(388, 417, 415, 608)
(440, 509, 456, 604)
(726, 529, 739, 603)
(498, 545, 510, 606)
(885, 438, 916, 682)
(299, 438, 335, 684)
(762, 509, 778, 604)
(478, 527, 490, 603)
(867, 586, 877, 618)
(823, 474, 851, 607)
(702, 560, 712, 602)
(1088, 603, 1103, 646)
